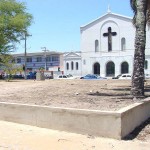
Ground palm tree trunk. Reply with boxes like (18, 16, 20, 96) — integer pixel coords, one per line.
(131, 0, 147, 98)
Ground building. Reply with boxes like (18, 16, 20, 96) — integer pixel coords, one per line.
(64, 10, 150, 77)
(13, 51, 63, 72)
(63, 51, 82, 76)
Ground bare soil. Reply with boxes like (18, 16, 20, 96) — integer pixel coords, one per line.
(0, 79, 150, 142)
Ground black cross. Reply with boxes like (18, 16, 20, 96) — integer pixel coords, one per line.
(103, 27, 117, 51)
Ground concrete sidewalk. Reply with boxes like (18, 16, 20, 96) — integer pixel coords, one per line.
(0, 121, 149, 150)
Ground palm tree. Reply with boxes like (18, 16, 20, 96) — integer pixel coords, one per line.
(130, 0, 150, 98)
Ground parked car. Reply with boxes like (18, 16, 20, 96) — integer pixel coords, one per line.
(80, 74, 107, 80)
(57, 74, 75, 79)
(0, 73, 4, 80)
(112, 74, 122, 79)
(118, 74, 132, 79)
(27, 71, 36, 79)
(58, 75, 68, 79)
(12, 74, 24, 79)
(3, 74, 24, 80)
(145, 74, 150, 79)
(66, 74, 73, 78)
(44, 74, 53, 79)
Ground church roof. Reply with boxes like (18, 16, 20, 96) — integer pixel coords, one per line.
(64, 52, 81, 58)
(80, 12, 133, 29)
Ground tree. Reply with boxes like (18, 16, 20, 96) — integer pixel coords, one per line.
(0, 54, 23, 81)
(0, 0, 33, 54)
(130, 0, 150, 98)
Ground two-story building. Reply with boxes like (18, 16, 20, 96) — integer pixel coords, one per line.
(12, 51, 63, 72)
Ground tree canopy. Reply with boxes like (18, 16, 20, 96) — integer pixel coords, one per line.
(0, 0, 33, 54)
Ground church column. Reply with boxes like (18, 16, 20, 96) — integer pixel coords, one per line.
(100, 61, 106, 77)
(114, 60, 120, 76)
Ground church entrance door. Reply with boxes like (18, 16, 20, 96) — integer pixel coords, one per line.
(93, 62, 100, 75)
(106, 61, 115, 77)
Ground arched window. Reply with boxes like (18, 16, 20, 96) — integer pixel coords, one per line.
(145, 60, 148, 69)
(93, 62, 100, 75)
(76, 62, 79, 70)
(106, 61, 115, 77)
(71, 61, 74, 70)
(95, 40, 99, 52)
(66, 63, 69, 70)
(121, 38, 126, 51)
(121, 62, 129, 74)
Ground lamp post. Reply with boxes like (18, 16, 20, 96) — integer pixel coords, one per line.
(41, 47, 49, 71)
(24, 32, 32, 79)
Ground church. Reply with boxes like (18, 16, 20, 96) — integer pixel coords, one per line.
(64, 10, 150, 77)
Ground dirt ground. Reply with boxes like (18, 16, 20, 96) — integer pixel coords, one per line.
(0, 79, 149, 111)
(0, 120, 150, 150)
(0, 79, 150, 142)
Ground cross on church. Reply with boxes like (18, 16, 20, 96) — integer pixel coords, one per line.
(103, 27, 117, 51)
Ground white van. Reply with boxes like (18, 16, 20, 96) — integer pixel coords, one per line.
(119, 74, 132, 79)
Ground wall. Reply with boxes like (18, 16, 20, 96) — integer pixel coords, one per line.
(0, 102, 121, 139)
(0, 99, 149, 139)
(119, 99, 150, 138)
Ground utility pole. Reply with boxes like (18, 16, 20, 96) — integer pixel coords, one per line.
(41, 47, 49, 71)
(24, 32, 32, 79)
(24, 33, 27, 79)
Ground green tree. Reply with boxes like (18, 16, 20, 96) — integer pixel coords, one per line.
(0, 54, 23, 81)
(0, 0, 33, 54)
(130, 0, 150, 98)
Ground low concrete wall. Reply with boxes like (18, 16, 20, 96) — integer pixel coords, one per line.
(119, 99, 150, 138)
(0, 102, 121, 139)
(0, 99, 149, 139)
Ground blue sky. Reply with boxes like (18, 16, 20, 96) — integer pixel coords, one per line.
(15, 0, 133, 54)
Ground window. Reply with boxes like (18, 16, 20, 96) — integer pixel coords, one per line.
(121, 38, 126, 51)
(52, 56, 59, 61)
(27, 57, 32, 62)
(95, 40, 99, 52)
(71, 61, 74, 70)
(76, 62, 79, 70)
(36, 57, 42, 62)
(17, 58, 21, 63)
(46, 56, 51, 62)
(66, 63, 69, 70)
(63, 75, 67, 78)
(145, 60, 148, 69)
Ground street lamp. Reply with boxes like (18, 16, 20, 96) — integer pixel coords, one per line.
(41, 47, 49, 71)
(24, 32, 32, 79)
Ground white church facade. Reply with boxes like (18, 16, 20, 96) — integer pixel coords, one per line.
(64, 11, 150, 77)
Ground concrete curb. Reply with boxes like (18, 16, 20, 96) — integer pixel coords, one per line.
(0, 99, 149, 139)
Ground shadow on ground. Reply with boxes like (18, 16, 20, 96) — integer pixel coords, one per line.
(87, 90, 130, 96)
(123, 117, 150, 141)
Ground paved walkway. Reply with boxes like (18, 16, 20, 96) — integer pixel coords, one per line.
(0, 121, 149, 150)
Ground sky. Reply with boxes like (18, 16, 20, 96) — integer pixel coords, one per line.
(15, 0, 134, 54)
